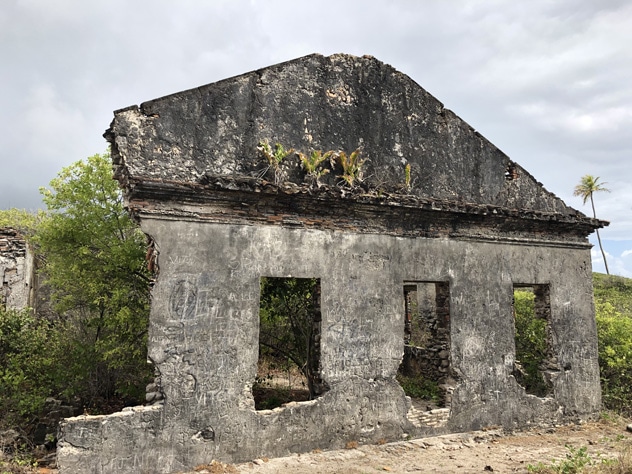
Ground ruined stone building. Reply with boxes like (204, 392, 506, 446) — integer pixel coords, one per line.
(0, 228, 36, 311)
(58, 54, 605, 473)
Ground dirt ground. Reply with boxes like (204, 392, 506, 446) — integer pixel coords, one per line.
(22, 416, 630, 473)
(192, 417, 632, 474)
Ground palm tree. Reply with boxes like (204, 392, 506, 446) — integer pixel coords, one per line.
(573, 175, 610, 275)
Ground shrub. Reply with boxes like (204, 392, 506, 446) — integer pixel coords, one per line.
(0, 308, 65, 424)
(595, 300, 632, 416)
(396, 373, 441, 403)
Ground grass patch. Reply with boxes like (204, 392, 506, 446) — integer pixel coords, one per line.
(396, 373, 441, 403)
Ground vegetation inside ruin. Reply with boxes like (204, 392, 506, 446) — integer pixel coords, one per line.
(396, 373, 441, 404)
(252, 360, 310, 410)
(514, 288, 551, 397)
(254, 276, 321, 409)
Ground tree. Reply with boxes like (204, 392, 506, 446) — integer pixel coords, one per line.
(258, 277, 324, 398)
(0, 307, 66, 423)
(573, 175, 610, 275)
(36, 152, 152, 403)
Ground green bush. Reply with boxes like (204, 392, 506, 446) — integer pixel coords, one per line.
(396, 373, 441, 403)
(0, 308, 65, 424)
(595, 300, 632, 416)
(35, 152, 153, 405)
(591, 274, 632, 416)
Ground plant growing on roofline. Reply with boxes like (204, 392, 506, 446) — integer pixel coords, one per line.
(404, 163, 412, 191)
(298, 150, 333, 185)
(335, 147, 364, 187)
(257, 139, 295, 184)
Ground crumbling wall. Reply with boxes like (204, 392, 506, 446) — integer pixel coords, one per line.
(0, 228, 35, 310)
(109, 54, 590, 219)
(58, 219, 601, 473)
(57, 53, 603, 473)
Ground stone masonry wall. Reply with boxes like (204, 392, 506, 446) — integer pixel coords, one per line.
(58, 219, 601, 473)
(0, 228, 35, 310)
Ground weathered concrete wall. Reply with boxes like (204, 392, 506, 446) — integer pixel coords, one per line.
(58, 53, 603, 473)
(58, 219, 600, 473)
(0, 228, 35, 310)
(108, 54, 587, 218)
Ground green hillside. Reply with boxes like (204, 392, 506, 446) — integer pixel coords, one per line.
(594, 272, 632, 316)
(593, 272, 632, 416)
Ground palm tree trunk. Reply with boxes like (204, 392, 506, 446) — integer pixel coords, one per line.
(595, 229, 610, 275)
(591, 195, 610, 275)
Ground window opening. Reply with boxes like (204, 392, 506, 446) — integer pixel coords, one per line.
(398, 281, 453, 412)
(255, 277, 326, 410)
(512, 284, 555, 397)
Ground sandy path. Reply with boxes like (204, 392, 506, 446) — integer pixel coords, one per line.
(191, 420, 631, 474)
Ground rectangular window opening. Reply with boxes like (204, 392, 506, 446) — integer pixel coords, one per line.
(398, 281, 453, 411)
(512, 284, 555, 397)
(255, 276, 326, 410)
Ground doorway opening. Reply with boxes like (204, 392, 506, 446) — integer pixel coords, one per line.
(255, 276, 327, 410)
(398, 281, 453, 412)
(512, 284, 555, 397)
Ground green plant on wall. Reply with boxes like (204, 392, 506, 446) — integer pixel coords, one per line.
(258, 139, 295, 184)
(404, 163, 412, 191)
(298, 150, 332, 184)
(256, 141, 366, 188)
(335, 148, 364, 187)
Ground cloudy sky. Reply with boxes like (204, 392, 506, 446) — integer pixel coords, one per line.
(1, 0, 631, 276)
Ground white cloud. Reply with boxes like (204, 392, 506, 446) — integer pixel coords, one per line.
(514, 102, 632, 135)
(607, 256, 632, 279)
(590, 239, 632, 278)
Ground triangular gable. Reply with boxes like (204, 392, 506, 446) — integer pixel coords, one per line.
(107, 53, 597, 227)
